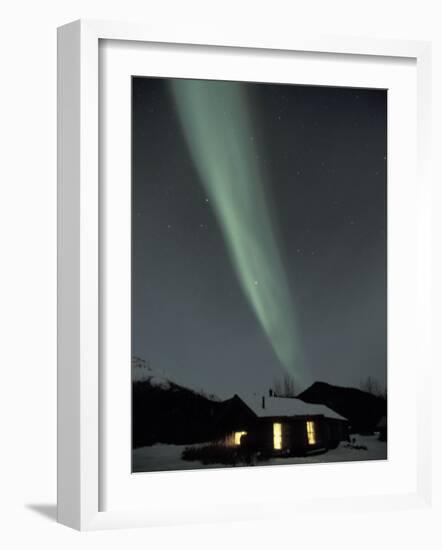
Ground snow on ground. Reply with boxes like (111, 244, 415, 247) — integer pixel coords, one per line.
(132, 444, 227, 473)
(132, 434, 387, 473)
(267, 434, 386, 467)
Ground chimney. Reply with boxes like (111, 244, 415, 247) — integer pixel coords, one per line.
(269, 388, 273, 397)
(262, 396, 265, 409)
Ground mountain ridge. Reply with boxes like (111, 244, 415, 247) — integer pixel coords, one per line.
(297, 380, 386, 432)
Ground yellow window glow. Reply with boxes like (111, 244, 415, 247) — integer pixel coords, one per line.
(234, 431, 247, 446)
(273, 422, 282, 450)
(306, 421, 316, 445)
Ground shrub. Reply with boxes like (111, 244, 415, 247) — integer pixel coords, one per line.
(182, 443, 261, 466)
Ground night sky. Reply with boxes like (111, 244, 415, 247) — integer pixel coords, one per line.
(132, 77, 387, 398)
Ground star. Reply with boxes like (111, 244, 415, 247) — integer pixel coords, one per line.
(253, 280, 259, 286)
(167, 224, 172, 229)
(204, 198, 209, 203)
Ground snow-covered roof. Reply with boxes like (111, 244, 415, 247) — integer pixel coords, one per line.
(239, 394, 347, 421)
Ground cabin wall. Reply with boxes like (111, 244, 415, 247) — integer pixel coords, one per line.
(244, 416, 349, 457)
(325, 419, 350, 448)
(289, 417, 328, 454)
(248, 417, 318, 456)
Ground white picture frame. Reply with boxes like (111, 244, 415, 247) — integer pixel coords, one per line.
(57, 19, 432, 531)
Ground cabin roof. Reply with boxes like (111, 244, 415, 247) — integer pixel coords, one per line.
(238, 394, 347, 421)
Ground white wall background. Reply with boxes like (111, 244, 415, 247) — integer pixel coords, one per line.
(0, 1, 440, 547)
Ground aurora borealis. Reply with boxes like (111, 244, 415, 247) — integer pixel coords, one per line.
(132, 77, 387, 398)
(170, 80, 304, 388)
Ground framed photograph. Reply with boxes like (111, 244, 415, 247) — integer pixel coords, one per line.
(130, 75, 388, 473)
(57, 20, 432, 530)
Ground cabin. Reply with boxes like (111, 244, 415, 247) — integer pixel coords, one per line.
(221, 393, 349, 457)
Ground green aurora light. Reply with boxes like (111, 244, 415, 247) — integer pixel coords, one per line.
(171, 79, 305, 387)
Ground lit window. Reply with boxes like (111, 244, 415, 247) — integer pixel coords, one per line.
(273, 422, 282, 450)
(306, 421, 316, 445)
(234, 431, 247, 446)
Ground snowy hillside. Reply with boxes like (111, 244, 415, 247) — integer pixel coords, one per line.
(132, 356, 173, 388)
(132, 356, 224, 448)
